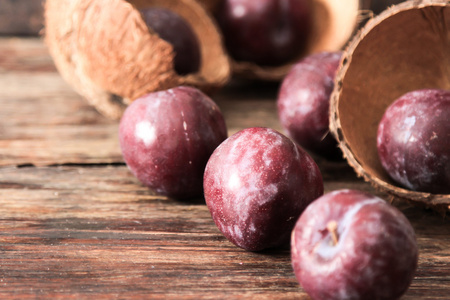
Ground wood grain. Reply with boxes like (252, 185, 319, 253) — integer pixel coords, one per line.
(0, 37, 449, 299)
(0, 38, 122, 166)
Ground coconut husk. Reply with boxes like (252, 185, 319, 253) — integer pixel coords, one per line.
(330, 0, 450, 214)
(45, 0, 231, 120)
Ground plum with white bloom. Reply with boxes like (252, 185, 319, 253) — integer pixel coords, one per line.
(377, 89, 450, 194)
(291, 189, 418, 300)
(119, 86, 227, 199)
(204, 127, 323, 251)
(277, 51, 342, 160)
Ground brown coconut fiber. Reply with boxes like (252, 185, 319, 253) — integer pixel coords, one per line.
(45, 0, 231, 120)
(330, 0, 450, 213)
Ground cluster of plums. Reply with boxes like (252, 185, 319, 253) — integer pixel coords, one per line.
(116, 1, 450, 299)
(118, 52, 434, 300)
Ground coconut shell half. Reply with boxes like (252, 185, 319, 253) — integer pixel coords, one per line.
(45, 0, 231, 120)
(225, 0, 361, 81)
(330, 0, 450, 213)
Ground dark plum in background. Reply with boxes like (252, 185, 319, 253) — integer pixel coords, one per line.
(377, 89, 450, 194)
(365, 0, 407, 14)
(204, 127, 323, 251)
(215, 0, 311, 66)
(140, 7, 201, 75)
(277, 51, 342, 160)
(291, 189, 418, 300)
(119, 86, 227, 200)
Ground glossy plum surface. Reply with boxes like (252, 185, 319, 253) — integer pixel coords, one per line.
(140, 7, 201, 75)
(377, 89, 450, 194)
(291, 189, 418, 300)
(119, 86, 227, 200)
(204, 127, 323, 251)
(277, 52, 342, 160)
(215, 0, 311, 66)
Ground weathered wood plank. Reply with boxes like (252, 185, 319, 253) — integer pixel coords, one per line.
(0, 166, 449, 299)
(0, 38, 53, 72)
(0, 37, 449, 299)
(0, 38, 122, 166)
(0, 38, 286, 167)
(0, 38, 320, 168)
(0, 166, 297, 299)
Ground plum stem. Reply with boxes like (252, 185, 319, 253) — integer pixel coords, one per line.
(327, 220, 339, 246)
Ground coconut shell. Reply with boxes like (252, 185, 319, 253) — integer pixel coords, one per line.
(45, 0, 231, 120)
(222, 0, 361, 81)
(330, 0, 450, 213)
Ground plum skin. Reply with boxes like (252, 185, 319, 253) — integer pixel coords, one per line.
(119, 86, 227, 200)
(291, 189, 418, 300)
(215, 0, 311, 66)
(377, 89, 450, 194)
(277, 51, 342, 160)
(204, 127, 324, 251)
(140, 7, 201, 75)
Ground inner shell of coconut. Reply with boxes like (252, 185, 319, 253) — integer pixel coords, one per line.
(129, 0, 229, 87)
(334, 4, 449, 190)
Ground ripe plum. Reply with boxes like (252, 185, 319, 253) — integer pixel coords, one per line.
(215, 0, 311, 66)
(204, 127, 323, 251)
(291, 189, 418, 300)
(140, 7, 201, 75)
(277, 51, 342, 160)
(377, 89, 450, 194)
(119, 86, 227, 200)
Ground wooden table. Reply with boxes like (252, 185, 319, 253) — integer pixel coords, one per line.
(0, 37, 449, 299)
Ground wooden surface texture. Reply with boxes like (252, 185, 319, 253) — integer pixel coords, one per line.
(0, 37, 449, 299)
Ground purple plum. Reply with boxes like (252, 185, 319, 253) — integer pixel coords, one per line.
(277, 51, 342, 160)
(377, 89, 450, 194)
(215, 0, 311, 66)
(204, 127, 323, 251)
(119, 86, 227, 200)
(140, 7, 201, 75)
(291, 189, 418, 300)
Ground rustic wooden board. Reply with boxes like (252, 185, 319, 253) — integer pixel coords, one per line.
(0, 38, 122, 166)
(0, 166, 449, 299)
(0, 37, 449, 299)
(0, 39, 282, 167)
